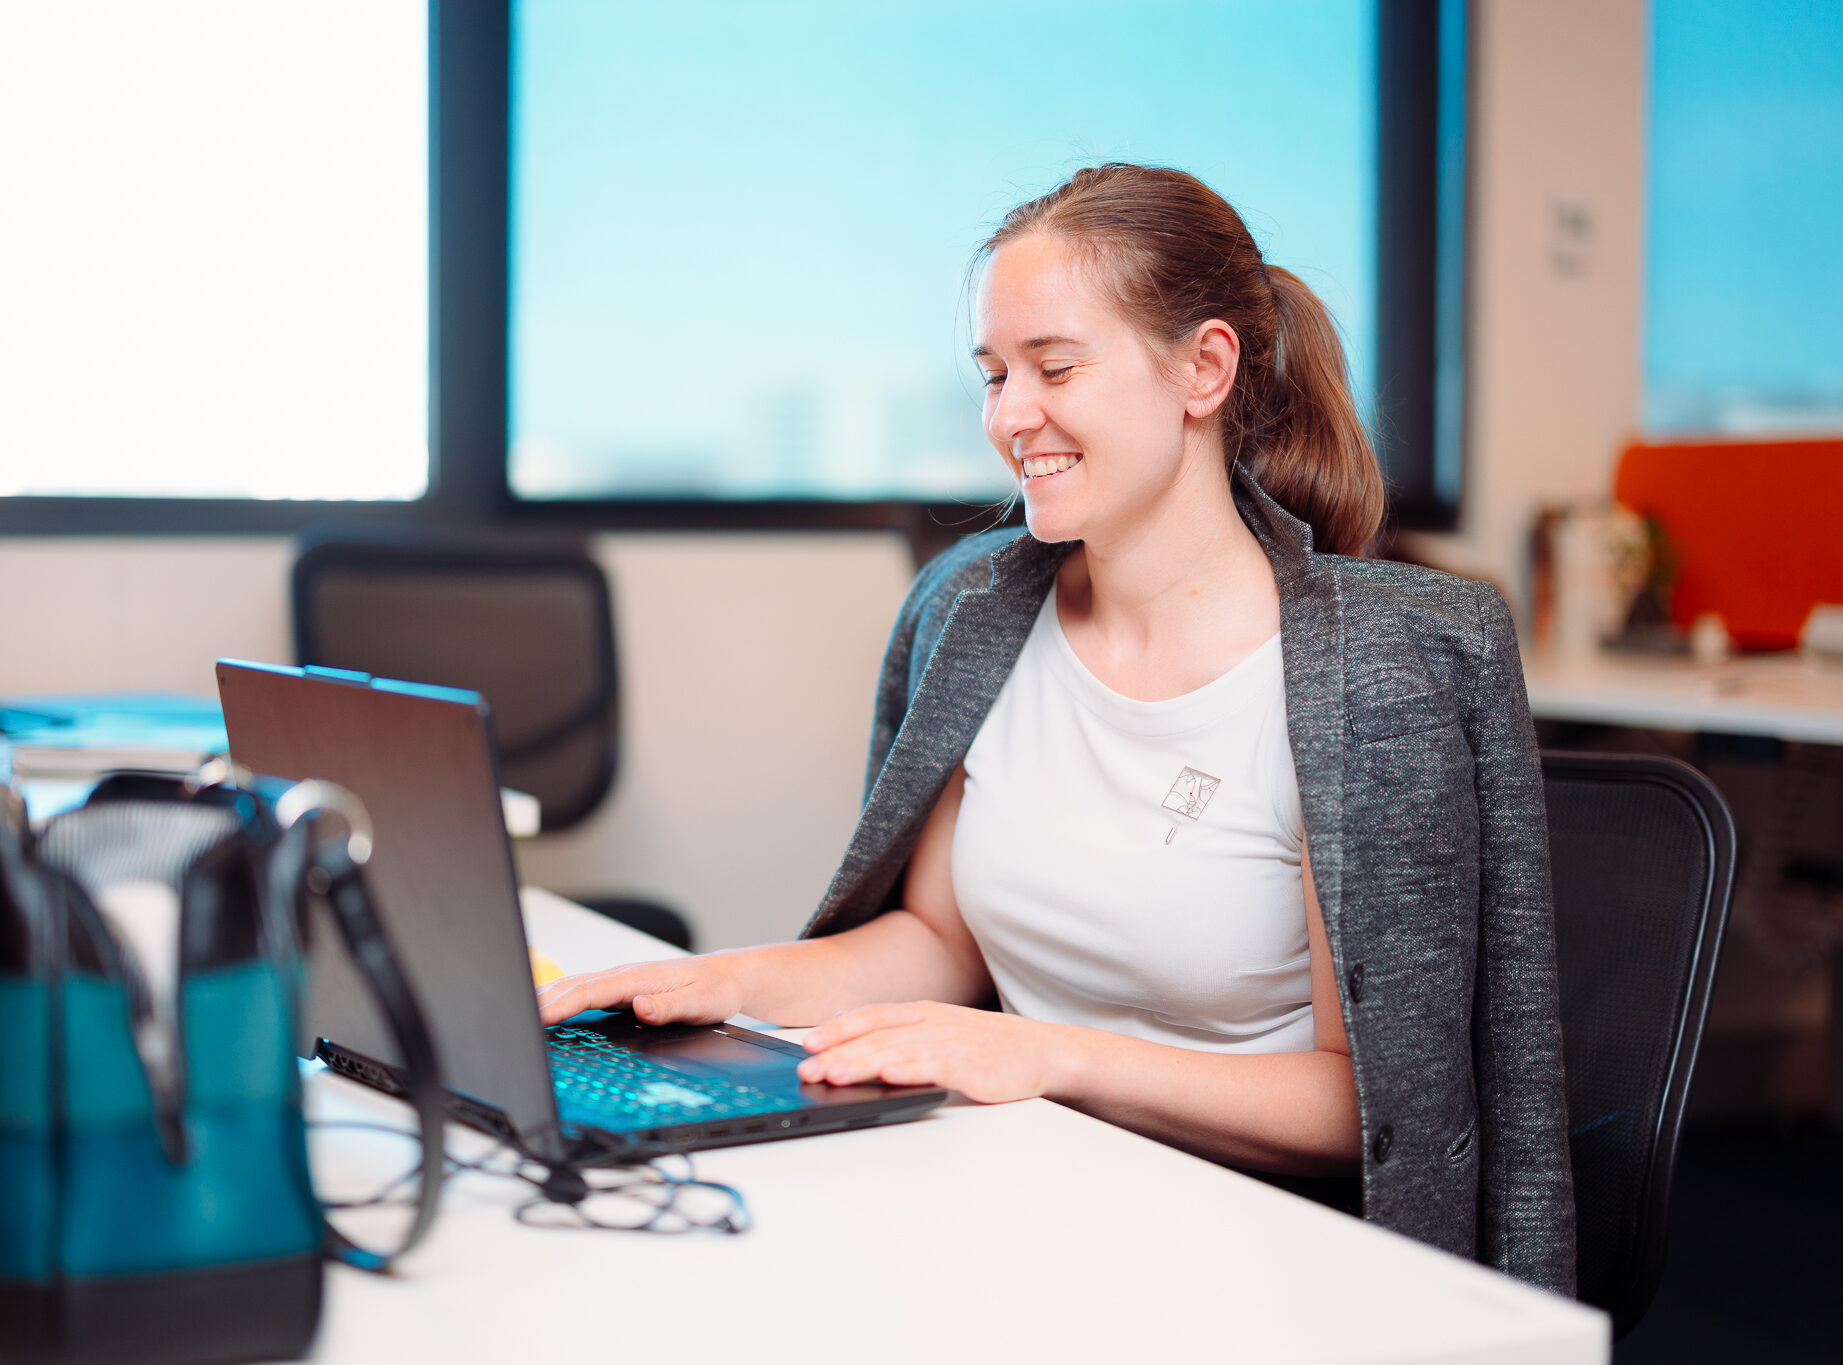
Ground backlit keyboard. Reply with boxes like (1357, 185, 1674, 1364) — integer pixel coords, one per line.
(547, 1027, 787, 1132)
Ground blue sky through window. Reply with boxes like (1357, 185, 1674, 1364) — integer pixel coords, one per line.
(1647, 1, 1843, 436)
(511, 0, 1377, 501)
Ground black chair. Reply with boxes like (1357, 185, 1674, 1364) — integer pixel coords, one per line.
(1542, 751, 1736, 1338)
(292, 523, 693, 949)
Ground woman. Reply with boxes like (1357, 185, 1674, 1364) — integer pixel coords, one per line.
(540, 164, 1575, 1295)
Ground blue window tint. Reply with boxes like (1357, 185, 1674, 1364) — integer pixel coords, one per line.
(511, 0, 1376, 502)
(1646, 1, 1843, 436)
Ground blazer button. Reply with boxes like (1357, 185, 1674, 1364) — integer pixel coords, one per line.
(1372, 1124, 1395, 1163)
(1347, 962, 1365, 1003)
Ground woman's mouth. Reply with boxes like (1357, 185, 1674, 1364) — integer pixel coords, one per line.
(1020, 453, 1083, 481)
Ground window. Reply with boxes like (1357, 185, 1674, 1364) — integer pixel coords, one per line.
(2, 0, 1459, 533)
(1645, 1, 1843, 436)
(0, 1, 429, 502)
(509, 0, 1379, 504)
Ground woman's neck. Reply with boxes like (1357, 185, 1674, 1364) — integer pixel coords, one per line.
(1067, 461, 1274, 626)
(1053, 458, 1281, 698)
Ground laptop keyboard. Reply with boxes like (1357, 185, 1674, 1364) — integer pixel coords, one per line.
(547, 1026, 789, 1133)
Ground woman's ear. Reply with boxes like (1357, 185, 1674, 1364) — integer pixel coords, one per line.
(1185, 319, 1240, 419)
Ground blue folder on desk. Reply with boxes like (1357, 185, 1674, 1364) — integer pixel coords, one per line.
(0, 693, 228, 780)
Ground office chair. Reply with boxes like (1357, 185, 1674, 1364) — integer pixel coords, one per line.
(1542, 751, 1735, 1338)
(291, 523, 693, 949)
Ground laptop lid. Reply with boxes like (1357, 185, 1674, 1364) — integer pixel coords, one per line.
(216, 659, 570, 1157)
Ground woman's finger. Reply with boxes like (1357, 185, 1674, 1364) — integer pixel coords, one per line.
(804, 1001, 930, 1053)
(536, 974, 615, 1024)
(799, 1026, 930, 1086)
(536, 962, 671, 1023)
(536, 971, 607, 1022)
(630, 978, 728, 1026)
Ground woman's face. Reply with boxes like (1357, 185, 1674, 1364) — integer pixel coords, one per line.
(972, 233, 1207, 547)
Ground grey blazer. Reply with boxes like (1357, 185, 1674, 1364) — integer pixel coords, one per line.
(802, 468, 1577, 1296)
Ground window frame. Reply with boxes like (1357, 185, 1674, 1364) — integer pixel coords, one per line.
(0, 0, 1462, 539)
(1374, 0, 1467, 531)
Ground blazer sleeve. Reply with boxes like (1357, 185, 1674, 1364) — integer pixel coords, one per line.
(858, 541, 981, 802)
(861, 578, 926, 803)
(1464, 579, 1577, 1297)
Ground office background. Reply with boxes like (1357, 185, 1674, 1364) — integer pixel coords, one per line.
(0, 0, 1664, 952)
(4, 3, 1841, 1356)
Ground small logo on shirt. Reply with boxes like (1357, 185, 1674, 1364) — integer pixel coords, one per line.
(1162, 766, 1220, 843)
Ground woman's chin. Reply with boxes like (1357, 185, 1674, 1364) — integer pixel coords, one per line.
(1020, 483, 1088, 544)
(1022, 501, 1081, 544)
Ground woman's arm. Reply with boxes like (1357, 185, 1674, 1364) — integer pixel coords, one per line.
(1040, 845, 1359, 1173)
(1463, 581, 1576, 1293)
(798, 843, 1364, 1177)
(536, 767, 991, 1027)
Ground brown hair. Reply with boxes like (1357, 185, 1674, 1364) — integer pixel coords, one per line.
(980, 163, 1385, 556)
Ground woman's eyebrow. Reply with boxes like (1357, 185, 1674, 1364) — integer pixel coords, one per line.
(970, 335, 1084, 359)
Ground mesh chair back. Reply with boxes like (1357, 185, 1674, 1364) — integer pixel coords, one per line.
(293, 527, 618, 831)
(1542, 752, 1734, 1337)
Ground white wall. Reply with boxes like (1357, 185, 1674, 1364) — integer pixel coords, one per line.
(1402, 0, 1647, 609)
(515, 533, 914, 949)
(0, 538, 295, 693)
(0, 532, 913, 950)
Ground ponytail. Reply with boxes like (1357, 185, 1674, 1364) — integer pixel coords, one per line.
(1246, 266, 1386, 556)
(982, 163, 1386, 556)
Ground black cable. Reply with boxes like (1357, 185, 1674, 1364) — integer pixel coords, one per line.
(307, 1118, 750, 1235)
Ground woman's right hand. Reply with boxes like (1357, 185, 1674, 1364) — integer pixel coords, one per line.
(536, 953, 749, 1027)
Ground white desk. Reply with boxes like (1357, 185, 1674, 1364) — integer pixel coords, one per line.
(1523, 647, 1843, 744)
(299, 889, 1608, 1365)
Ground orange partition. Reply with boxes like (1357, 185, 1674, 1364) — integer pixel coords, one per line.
(1614, 438, 1843, 650)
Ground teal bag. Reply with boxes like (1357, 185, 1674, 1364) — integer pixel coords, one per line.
(0, 772, 444, 1364)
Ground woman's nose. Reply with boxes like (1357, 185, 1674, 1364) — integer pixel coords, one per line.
(986, 379, 1043, 446)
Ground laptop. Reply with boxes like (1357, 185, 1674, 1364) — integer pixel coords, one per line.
(214, 659, 945, 1165)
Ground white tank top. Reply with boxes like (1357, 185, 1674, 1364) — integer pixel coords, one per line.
(952, 585, 1313, 1054)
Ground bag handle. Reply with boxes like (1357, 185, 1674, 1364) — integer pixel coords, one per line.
(276, 781, 446, 1273)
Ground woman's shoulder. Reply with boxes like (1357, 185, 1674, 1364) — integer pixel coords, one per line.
(1327, 551, 1496, 606)
(1321, 553, 1515, 648)
(1312, 554, 1525, 711)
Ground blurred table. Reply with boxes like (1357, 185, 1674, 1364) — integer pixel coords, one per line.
(1523, 647, 1843, 743)
(1523, 646, 1843, 1124)
(296, 889, 1609, 1365)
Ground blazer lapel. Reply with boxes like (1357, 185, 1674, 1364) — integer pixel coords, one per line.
(807, 534, 1067, 934)
(1235, 470, 1349, 952)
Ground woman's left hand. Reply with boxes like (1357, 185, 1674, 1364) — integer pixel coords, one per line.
(796, 1001, 1069, 1103)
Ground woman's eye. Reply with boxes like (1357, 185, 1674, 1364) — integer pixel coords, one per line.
(980, 366, 1069, 389)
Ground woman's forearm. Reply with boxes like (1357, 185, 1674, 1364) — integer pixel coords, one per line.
(725, 909, 991, 1026)
(539, 906, 991, 1028)
(1046, 1026, 1362, 1176)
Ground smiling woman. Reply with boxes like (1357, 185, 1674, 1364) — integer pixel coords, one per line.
(541, 163, 1578, 1298)
(972, 166, 1382, 557)
(963, 167, 1375, 708)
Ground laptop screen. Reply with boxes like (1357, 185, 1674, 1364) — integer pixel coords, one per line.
(216, 660, 565, 1154)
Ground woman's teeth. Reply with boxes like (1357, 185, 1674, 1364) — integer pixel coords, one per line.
(1022, 454, 1082, 479)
